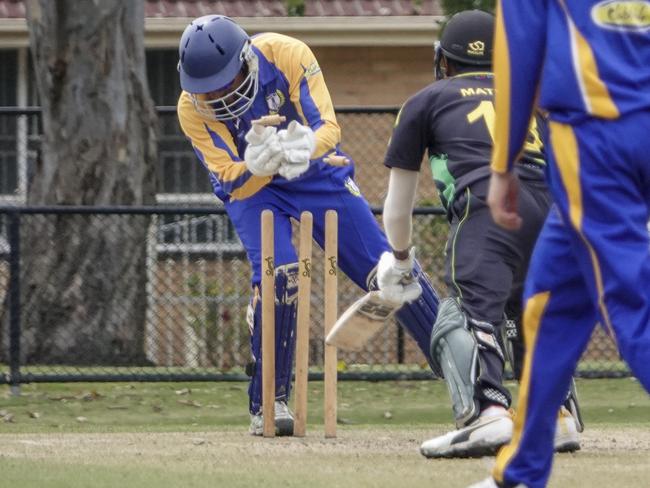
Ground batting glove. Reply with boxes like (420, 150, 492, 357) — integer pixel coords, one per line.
(277, 121, 316, 180)
(376, 248, 422, 305)
(244, 124, 286, 177)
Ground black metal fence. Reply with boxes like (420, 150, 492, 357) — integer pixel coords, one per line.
(0, 106, 441, 207)
(0, 107, 628, 387)
(0, 205, 627, 388)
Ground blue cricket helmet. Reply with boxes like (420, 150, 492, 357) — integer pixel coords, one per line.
(179, 15, 248, 93)
(178, 15, 259, 120)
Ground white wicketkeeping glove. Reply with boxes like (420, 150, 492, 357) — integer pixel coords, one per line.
(376, 248, 422, 305)
(277, 121, 316, 180)
(243, 124, 286, 177)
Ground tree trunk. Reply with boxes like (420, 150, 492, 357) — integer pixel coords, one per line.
(10, 0, 157, 364)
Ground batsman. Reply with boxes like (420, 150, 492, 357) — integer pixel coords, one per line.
(176, 15, 440, 436)
(377, 10, 583, 458)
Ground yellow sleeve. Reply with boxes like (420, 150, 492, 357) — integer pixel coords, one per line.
(177, 92, 271, 201)
(262, 35, 340, 158)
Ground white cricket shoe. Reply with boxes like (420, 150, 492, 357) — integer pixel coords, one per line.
(420, 411, 513, 458)
(249, 412, 264, 435)
(507, 406, 581, 453)
(554, 406, 580, 453)
(466, 478, 526, 488)
(249, 400, 295, 436)
(466, 478, 499, 488)
(273, 400, 295, 435)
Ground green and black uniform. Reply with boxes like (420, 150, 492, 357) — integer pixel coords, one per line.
(384, 71, 550, 407)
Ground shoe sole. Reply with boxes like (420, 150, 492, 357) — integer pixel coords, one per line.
(555, 441, 581, 453)
(421, 437, 510, 459)
(276, 417, 294, 436)
(249, 421, 294, 437)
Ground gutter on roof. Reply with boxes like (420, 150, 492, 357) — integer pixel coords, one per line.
(0, 18, 27, 48)
(149, 16, 442, 47)
(1, 16, 443, 48)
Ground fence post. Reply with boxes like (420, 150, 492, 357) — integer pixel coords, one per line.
(397, 324, 405, 364)
(8, 210, 21, 396)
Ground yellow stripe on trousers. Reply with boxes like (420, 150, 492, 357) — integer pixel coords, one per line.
(493, 291, 550, 484)
(549, 121, 615, 338)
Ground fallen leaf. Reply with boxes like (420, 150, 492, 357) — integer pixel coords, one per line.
(47, 395, 76, 402)
(78, 391, 102, 402)
(177, 399, 202, 408)
(337, 417, 355, 425)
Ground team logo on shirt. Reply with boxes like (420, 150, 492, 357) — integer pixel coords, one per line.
(344, 176, 361, 197)
(303, 61, 322, 79)
(265, 89, 285, 113)
(592, 1, 650, 32)
(467, 41, 485, 57)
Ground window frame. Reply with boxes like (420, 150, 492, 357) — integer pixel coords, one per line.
(1, 47, 244, 254)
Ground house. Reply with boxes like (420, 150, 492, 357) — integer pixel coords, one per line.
(0, 0, 443, 205)
(0, 2, 620, 374)
(0, 1, 447, 369)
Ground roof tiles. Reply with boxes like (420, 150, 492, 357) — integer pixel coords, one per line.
(145, 1, 288, 18)
(0, 0, 23, 18)
(0, 0, 442, 19)
(305, 0, 439, 17)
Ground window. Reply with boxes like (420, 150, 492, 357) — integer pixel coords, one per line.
(146, 50, 241, 252)
(0, 50, 18, 197)
(157, 213, 241, 254)
(0, 49, 40, 205)
(146, 50, 214, 199)
(0, 48, 240, 252)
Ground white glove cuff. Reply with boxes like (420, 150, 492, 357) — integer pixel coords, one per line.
(393, 247, 416, 272)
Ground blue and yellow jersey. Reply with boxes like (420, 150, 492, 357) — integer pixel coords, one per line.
(492, 0, 650, 173)
(177, 33, 341, 201)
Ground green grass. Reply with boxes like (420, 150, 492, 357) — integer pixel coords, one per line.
(0, 378, 647, 433)
(2, 358, 630, 374)
(1, 460, 204, 488)
(0, 379, 648, 488)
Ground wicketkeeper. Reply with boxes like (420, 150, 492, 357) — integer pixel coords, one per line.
(176, 15, 440, 436)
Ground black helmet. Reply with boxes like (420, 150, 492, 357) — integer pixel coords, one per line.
(435, 10, 494, 78)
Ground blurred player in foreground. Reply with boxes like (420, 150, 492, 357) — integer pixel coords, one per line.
(176, 15, 439, 436)
(469, 1, 650, 487)
(377, 10, 581, 459)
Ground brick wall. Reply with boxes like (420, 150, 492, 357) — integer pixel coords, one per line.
(313, 45, 435, 106)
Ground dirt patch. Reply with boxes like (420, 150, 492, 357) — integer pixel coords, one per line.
(1, 427, 649, 488)
(1, 426, 648, 459)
